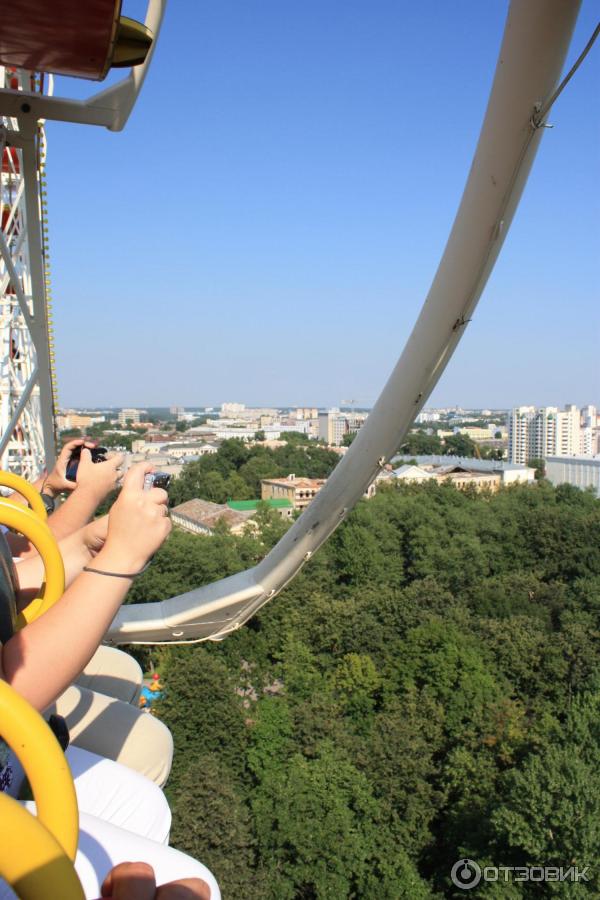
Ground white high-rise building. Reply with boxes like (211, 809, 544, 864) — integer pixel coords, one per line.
(118, 408, 142, 426)
(318, 409, 366, 446)
(556, 404, 581, 456)
(508, 404, 589, 464)
(220, 402, 246, 418)
(581, 405, 597, 427)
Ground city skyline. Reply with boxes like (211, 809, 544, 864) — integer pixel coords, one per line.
(47, 2, 599, 409)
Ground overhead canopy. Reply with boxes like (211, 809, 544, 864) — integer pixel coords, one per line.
(0, 0, 152, 80)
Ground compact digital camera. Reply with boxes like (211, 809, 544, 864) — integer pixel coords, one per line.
(66, 446, 108, 482)
(143, 472, 171, 491)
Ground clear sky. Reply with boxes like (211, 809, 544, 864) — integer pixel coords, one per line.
(47, 1, 599, 410)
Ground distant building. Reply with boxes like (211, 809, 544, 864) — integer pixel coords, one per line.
(457, 425, 504, 441)
(318, 408, 366, 446)
(388, 463, 501, 492)
(56, 412, 105, 432)
(118, 408, 143, 426)
(391, 464, 433, 483)
(416, 411, 441, 424)
(389, 455, 535, 487)
(261, 474, 326, 510)
(170, 406, 185, 417)
(507, 404, 591, 464)
(220, 402, 245, 417)
(545, 456, 600, 498)
(295, 407, 319, 420)
(162, 442, 219, 458)
(170, 499, 254, 536)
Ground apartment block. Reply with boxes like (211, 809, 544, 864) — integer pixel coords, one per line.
(508, 404, 595, 464)
(318, 408, 366, 446)
(118, 408, 142, 426)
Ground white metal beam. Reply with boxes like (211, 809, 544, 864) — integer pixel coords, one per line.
(107, 0, 583, 645)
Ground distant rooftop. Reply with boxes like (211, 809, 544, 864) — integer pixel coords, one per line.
(227, 498, 293, 511)
(391, 454, 532, 473)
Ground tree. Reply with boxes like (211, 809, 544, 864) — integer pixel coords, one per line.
(128, 472, 599, 897)
(157, 646, 248, 780)
(527, 457, 546, 480)
(251, 741, 430, 899)
(169, 755, 266, 900)
(398, 431, 443, 455)
(443, 433, 477, 457)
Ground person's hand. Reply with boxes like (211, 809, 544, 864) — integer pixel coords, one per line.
(82, 515, 109, 557)
(99, 861, 211, 899)
(76, 448, 124, 503)
(42, 439, 94, 496)
(94, 463, 171, 573)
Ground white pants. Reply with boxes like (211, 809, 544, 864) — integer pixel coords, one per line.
(0, 813, 220, 900)
(0, 745, 220, 899)
(74, 814, 220, 899)
(60, 744, 172, 843)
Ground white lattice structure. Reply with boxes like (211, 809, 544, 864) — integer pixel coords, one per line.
(0, 66, 56, 477)
(0, 0, 166, 478)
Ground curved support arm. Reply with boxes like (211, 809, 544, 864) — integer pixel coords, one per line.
(107, 0, 581, 645)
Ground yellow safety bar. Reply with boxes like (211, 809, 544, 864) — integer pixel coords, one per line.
(0, 471, 48, 520)
(0, 680, 79, 861)
(0, 500, 65, 627)
(0, 795, 83, 899)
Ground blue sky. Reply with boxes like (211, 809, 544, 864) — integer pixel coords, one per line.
(47, 1, 599, 410)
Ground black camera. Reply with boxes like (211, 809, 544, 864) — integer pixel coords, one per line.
(66, 446, 108, 482)
(143, 472, 171, 491)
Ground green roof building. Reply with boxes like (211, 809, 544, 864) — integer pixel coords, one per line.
(227, 498, 293, 518)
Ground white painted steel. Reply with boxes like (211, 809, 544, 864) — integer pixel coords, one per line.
(0, 1, 167, 476)
(108, 0, 583, 644)
(0, 68, 55, 476)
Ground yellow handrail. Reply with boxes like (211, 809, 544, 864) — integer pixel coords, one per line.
(0, 680, 78, 860)
(0, 795, 83, 900)
(0, 471, 48, 520)
(0, 499, 65, 627)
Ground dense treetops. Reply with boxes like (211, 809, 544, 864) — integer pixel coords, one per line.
(168, 438, 339, 505)
(125, 446, 600, 898)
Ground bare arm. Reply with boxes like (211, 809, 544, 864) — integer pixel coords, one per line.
(0, 463, 170, 711)
(5, 440, 122, 554)
(14, 517, 109, 609)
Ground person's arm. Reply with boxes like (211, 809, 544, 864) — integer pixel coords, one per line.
(0, 463, 170, 712)
(5, 440, 121, 555)
(14, 516, 109, 609)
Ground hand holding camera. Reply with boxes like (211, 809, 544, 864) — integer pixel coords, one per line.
(70, 446, 125, 505)
(143, 472, 171, 491)
(43, 438, 97, 495)
(66, 445, 109, 482)
(96, 463, 172, 573)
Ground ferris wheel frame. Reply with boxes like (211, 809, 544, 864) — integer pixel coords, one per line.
(107, 0, 583, 644)
(0, 0, 586, 643)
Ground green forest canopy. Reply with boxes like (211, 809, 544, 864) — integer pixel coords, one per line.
(127, 457, 600, 899)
